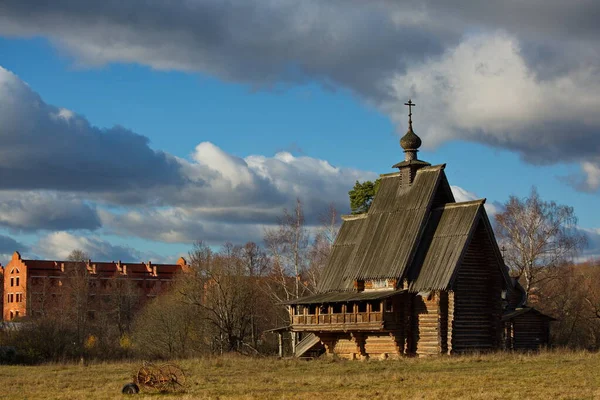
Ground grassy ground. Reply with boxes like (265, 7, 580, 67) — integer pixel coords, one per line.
(0, 351, 599, 399)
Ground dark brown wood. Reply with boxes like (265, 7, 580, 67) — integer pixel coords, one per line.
(451, 222, 503, 353)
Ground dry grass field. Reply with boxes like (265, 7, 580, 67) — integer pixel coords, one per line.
(0, 350, 599, 399)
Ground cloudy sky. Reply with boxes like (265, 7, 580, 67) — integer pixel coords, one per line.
(0, 0, 599, 263)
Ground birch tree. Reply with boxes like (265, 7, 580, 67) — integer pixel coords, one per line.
(263, 199, 309, 302)
(495, 187, 586, 303)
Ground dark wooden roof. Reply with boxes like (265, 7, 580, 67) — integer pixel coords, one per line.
(286, 289, 406, 305)
(316, 213, 368, 292)
(318, 165, 447, 292)
(298, 162, 510, 304)
(408, 200, 484, 292)
(502, 307, 557, 321)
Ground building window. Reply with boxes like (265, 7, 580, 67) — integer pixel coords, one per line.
(16, 277, 19, 286)
(371, 301, 381, 312)
(14, 311, 19, 318)
(9, 311, 13, 319)
(10, 277, 14, 287)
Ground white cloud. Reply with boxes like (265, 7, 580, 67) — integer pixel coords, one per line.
(386, 33, 600, 146)
(582, 162, 600, 192)
(191, 142, 254, 188)
(0, 66, 183, 192)
(99, 147, 376, 244)
(51, 107, 75, 121)
(0, 191, 100, 232)
(33, 231, 170, 262)
(451, 185, 503, 217)
(1, 3, 600, 192)
(576, 227, 600, 261)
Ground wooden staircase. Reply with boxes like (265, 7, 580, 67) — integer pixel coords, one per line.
(294, 333, 323, 358)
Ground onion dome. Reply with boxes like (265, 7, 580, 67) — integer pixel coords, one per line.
(400, 123, 422, 151)
(392, 99, 430, 172)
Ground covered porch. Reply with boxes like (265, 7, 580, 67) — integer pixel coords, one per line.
(287, 289, 406, 332)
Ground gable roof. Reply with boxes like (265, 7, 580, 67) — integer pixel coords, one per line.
(349, 165, 447, 283)
(408, 200, 484, 292)
(317, 165, 448, 292)
(311, 162, 510, 300)
(502, 307, 557, 322)
(316, 213, 368, 291)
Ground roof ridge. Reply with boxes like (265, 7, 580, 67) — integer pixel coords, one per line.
(432, 198, 486, 210)
(419, 163, 446, 172)
(379, 163, 446, 179)
(341, 213, 368, 221)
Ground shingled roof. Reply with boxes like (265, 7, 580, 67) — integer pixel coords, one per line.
(408, 200, 485, 292)
(316, 164, 452, 293)
(299, 162, 509, 304)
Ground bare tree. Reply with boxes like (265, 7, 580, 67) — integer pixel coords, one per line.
(179, 242, 263, 353)
(495, 187, 587, 302)
(64, 250, 93, 354)
(132, 292, 204, 359)
(306, 203, 339, 293)
(264, 199, 310, 302)
(107, 277, 143, 337)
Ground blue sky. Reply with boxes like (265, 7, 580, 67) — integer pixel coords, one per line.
(0, 1, 599, 263)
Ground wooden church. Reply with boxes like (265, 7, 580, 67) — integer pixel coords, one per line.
(287, 101, 553, 359)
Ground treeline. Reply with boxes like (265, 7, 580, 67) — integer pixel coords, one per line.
(0, 200, 336, 363)
(529, 260, 600, 349)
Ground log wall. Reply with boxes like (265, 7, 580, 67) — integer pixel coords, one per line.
(319, 333, 366, 360)
(452, 223, 503, 353)
(510, 314, 550, 351)
(363, 334, 402, 359)
(447, 291, 454, 354)
(413, 292, 443, 356)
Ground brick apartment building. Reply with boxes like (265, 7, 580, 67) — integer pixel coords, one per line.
(2, 251, 188, 321)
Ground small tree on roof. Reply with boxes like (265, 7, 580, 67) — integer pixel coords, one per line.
(348, 178, 381, 214)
